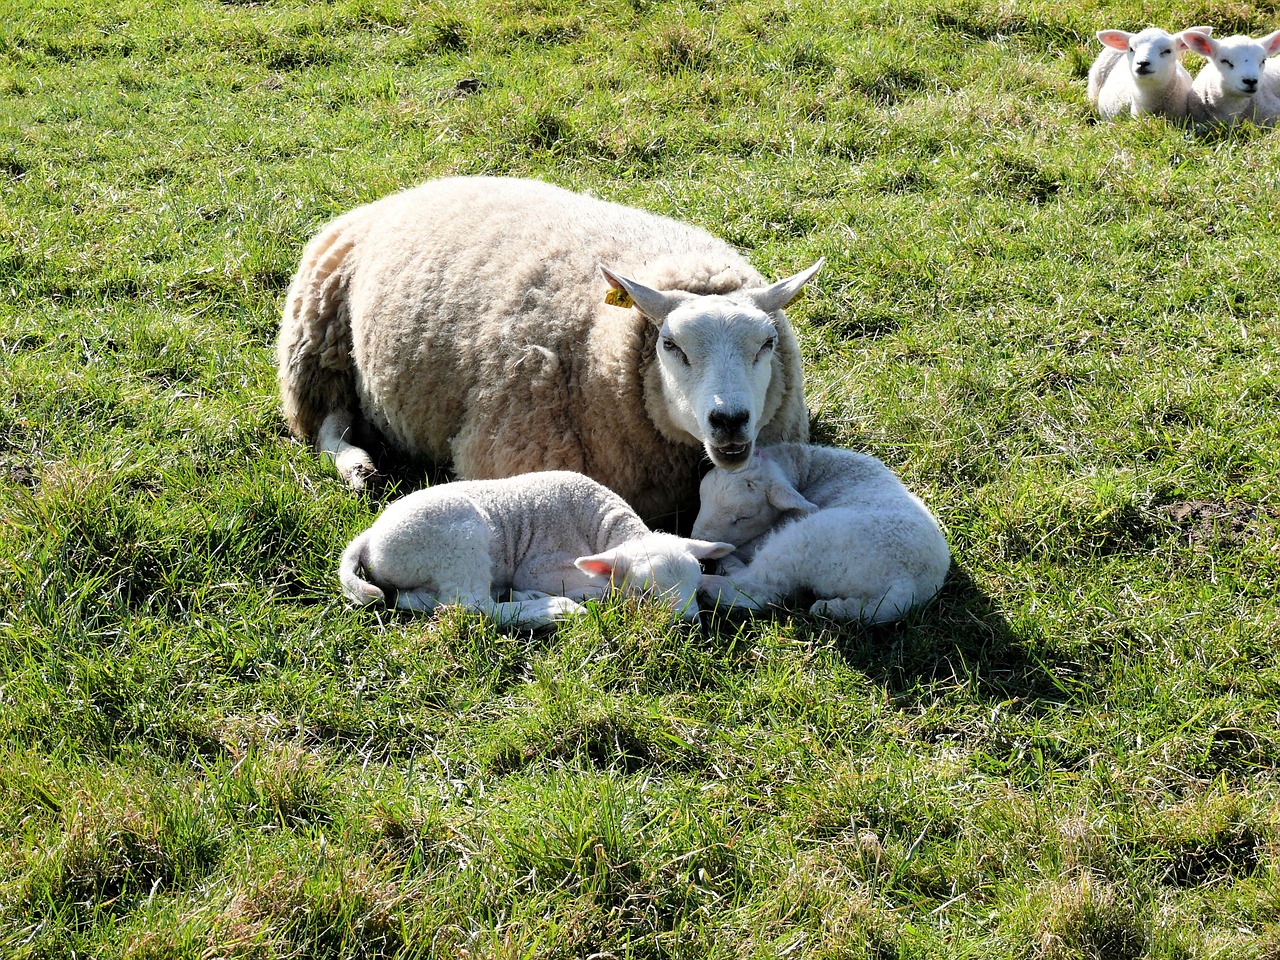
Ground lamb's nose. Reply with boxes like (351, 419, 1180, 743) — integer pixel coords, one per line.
(708, 409, 749, 434)
(1244, 76, 1259, 89)
(1135, 60, 1152, 72)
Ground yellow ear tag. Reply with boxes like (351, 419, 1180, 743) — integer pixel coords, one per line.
(605, 287, 634, 308)
(782, 288, 804, 309)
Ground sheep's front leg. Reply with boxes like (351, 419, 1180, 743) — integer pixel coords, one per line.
(318, 410, 378, 490)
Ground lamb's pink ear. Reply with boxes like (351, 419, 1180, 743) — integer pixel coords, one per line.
(747, 259, 824, 315)
(1180, 30, 1214, 58)
(1261, 29, 1280, 56)
(598, 264, 685, 324)
(1097, 30, 1132, 51)
(684, 539, 736, 560)
(767, 480, 818, 514)
(575, 549, 619, 578)
(1174, 28, 1213, 53)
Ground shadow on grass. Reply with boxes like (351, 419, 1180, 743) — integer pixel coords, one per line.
(835, 564, 1071, 706)
(707, 563, 1070, 710)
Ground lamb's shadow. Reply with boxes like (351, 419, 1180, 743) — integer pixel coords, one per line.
(709, 563, 1068, 710)
(831, 564, 1067, 707)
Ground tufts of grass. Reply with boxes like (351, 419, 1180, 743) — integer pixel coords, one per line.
(4, 0, 1280, 955)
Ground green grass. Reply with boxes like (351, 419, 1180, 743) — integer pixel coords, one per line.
(3, 0, 1280, 955)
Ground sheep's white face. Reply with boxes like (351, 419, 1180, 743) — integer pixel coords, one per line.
(692, 460, 784, 547)
(627, 550, 707, 621)
(1186, 32, 1280, 98)
(1124, 28, 1181, 86)
(656, 300, 778, 470)
(574, 533, 734, 622)
(597, 260, 823, 472)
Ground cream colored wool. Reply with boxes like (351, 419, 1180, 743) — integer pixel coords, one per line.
(277, 176, 818, 524)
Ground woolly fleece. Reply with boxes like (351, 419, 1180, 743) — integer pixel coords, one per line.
(277, 176, 812, 524)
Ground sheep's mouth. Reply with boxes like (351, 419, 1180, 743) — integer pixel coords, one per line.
(710, 441, 752, 467)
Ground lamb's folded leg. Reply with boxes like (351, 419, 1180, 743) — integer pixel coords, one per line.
(391, 588, 442, 614)
(810, 580, 920, 624)
(475, 595, 585, 627)
(698, 574, 771, 612)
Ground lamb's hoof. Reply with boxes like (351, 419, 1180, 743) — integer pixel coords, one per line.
(512, 595, 585, 627)
(545, 597, 586, 619)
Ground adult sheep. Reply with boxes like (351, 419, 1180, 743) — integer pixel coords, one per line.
(277, 176, 821, 524)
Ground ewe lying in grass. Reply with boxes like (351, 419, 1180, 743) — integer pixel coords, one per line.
(278, 175, 820, 524)
(1088, 26, 1211, 121)
(692, 444, 950, 624)
(1184, 29, 1280, 128)
(340, 471, 734, 627)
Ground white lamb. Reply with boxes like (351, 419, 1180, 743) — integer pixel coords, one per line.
(339, 471, 735, 627)
(691, 444, 950, 624)
(1087, 26, 1211, 121)
(1184, 29, 1280, 127)
(277, 176, 820, 525)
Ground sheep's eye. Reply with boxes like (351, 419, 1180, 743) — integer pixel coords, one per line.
(1160, 48, 1171, 56)
(661, 336, 689, 365)
(1221, 58, 1234, 67)
(755, 335, 777, 361)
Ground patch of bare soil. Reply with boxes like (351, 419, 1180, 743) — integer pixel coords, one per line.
(1158, 500, 1277, 549)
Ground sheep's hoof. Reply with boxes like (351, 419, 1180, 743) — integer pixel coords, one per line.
(340, 459, 380, 492)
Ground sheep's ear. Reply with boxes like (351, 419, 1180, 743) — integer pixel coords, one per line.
(1261, 29, 1280, 56)
(747, 259, 824, 315)
(1174, 27, 1213, 53)
(1180, 30, 1214, 58)
(683, 539, 736, 561)
(767, 481, 818, 515)
(1097, 30, 1132, 51)
(598, 264, 684, 323)
(575, 550, 619, 578)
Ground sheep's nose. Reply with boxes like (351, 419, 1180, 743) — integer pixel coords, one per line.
(1244, 76, 1258, 90)
(1135, 60, 1152, 73)
(708, 409, 749, 434)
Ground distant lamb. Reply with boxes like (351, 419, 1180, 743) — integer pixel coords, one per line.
(691, 444, 950, 624)
(278, 176, 821, 525)
(1184, 29, 1280, 128)
(340, 471, 735, 627)
(1088, 26, 1211, 121)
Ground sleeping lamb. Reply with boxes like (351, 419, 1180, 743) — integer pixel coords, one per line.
(278, 176, 820, 525)
(340, 471, 734, 627)
(691, 444, 950, 624)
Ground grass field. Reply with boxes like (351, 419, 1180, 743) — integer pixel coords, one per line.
(3, 0, 1280, 956)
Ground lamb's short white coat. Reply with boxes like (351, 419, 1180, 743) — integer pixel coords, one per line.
(691, 444, 950, 624)
(1088, 27, 1210, 120)
(340, 471, 734, 627)
(278, 176, 820, 525)
(1185, 30, 1280, 127)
